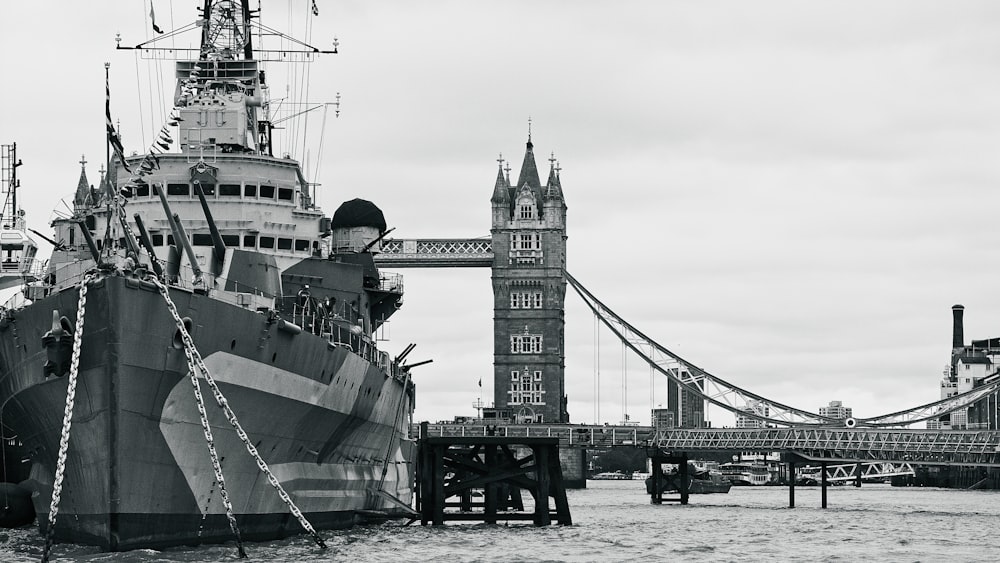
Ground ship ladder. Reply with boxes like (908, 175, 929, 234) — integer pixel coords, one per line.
(41, 274, 92, 563)
(149, 276, 328, 552)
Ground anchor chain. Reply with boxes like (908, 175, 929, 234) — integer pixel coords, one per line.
(41, 274, 92, 563)
(150, 276, 328, 550)
(180, 318, 247, 558)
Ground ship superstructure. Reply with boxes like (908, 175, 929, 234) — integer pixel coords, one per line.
(0, 1, 416, 552)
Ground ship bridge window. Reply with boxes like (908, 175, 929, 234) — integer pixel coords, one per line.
(294, 239, 309, 252)
(197, 183, 215, 196)
(244, 184, 257, 197)
(220, 184, 241, 196)
(277, 238, 292, 250)
(152, 233, 164, 246)
(135, 184, 150, 197)
(278, 187, 293, 201)
(222, 234, 239, 246)
(167, 183, 190, 196)
(259, 236, 275, 249)
(243, 234, 257, 248)
(260, 185, 275, 199)
(85, 216, 96, 230)
(193, 234, 213, 246)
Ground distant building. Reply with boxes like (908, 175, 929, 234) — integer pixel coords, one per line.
(736, 399, 769, 428)
(819, 400, 852, 420)
(665, 367, 707, 428)
(651, 408, 675, 431)
(930, 305, 1000, 430)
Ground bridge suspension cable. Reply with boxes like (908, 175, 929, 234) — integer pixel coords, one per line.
(565, 270, 1000, 428)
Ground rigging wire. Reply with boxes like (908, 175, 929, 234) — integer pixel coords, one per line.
(622, 339, 628, 424)
(133, 52, 147, 155)
(298, 6, 315, 168)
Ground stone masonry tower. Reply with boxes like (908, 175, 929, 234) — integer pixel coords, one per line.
(491, 135, 568, 423)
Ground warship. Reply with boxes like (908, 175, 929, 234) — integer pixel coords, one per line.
(0, 0, 417, 552)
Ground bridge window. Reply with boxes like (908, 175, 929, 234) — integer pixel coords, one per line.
(259, 236, 275, 249)
(511, 232, 541, 251)
(152, 233, 164, 246)
(192, 234, 213, 246)
(219, 184, 241, 196)
(510, 335, 542, 354)
(243, 234, 257, 248)
(295, 239, 310, 252)
(277, 238, 293, 250)
(222, 234, 239, 246)
(510, 291, 543, 309)
(508, 369, 544, 405)
(244, 184, 257, 197)
(260, 185, 276, 199)
(278, 187, 293, 201)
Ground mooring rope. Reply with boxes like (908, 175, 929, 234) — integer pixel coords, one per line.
(149, 276, 327, 550)
(41, 274, 92, 563)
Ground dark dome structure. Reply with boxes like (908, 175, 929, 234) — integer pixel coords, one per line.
(330, 198, 387, 232)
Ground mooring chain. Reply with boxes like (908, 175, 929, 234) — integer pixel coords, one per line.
(179, 323, 247, 558)
(149, 277, 328, 550)
(41, 274, 92, 563)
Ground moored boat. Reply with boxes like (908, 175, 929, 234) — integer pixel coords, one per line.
(718, 461, 771, 486)
(0, 0, 417, 552)
(645, 462, 732, 494)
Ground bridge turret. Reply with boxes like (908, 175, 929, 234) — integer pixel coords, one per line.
(73, 156, 93, 211)
(491, 160, 510, 227)
(491, 133, 569, 424)
(543, 153, 566, 230)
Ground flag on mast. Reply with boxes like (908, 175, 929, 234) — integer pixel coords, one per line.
(106, 73, 132, 174)
(151, 3, 164, 34)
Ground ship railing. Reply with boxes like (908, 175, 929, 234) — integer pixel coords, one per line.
(377, 272, 404, 294)
(288, 304, 395, 375)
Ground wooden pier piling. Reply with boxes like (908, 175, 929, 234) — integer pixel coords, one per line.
(648, 451, 690, 505)
(416, 424, 571, 526)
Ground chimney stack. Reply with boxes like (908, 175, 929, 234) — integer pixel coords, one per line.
(952, 304, 965, 349)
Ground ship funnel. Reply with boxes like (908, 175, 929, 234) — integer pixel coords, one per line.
(952, 304, 965, 349)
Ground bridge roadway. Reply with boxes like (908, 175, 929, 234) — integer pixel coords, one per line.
(416, 424, 1000, 467)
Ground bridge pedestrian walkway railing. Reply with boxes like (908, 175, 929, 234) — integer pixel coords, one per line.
(412, 423, 654, 448)
(654, 428, 1000, 467)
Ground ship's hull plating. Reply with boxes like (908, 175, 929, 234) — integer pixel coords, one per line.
(0, 276, 414, 550)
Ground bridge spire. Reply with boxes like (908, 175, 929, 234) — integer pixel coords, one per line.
(74, 154, 92, 208)
(491, 153, 510, 205)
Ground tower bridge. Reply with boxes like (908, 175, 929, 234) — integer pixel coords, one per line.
(374, 133, 1000, 492)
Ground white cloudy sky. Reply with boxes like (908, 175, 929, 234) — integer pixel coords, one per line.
(2, 1, 999, 426)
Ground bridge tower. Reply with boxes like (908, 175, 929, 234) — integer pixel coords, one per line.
(490, 135, 568, 423)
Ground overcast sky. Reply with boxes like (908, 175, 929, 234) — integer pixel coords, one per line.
(2, 1, 999, 427)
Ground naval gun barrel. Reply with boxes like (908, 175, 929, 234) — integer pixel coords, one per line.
(75, 221, 101, 264)
(359, 227, 395, 254)
(193, 182, 227, 270)
(132, 214, 165, 277)
(171, 213, 203, 282)
(29, 229, 65, 251)
(155, 183, 202, 282)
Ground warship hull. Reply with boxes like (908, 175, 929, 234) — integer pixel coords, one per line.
(0, 276, 414, 550)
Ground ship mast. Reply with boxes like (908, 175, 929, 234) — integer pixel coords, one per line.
(0, 143, 23, 230)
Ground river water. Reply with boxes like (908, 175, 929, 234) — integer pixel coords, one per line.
(2, 481, 999, 562)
